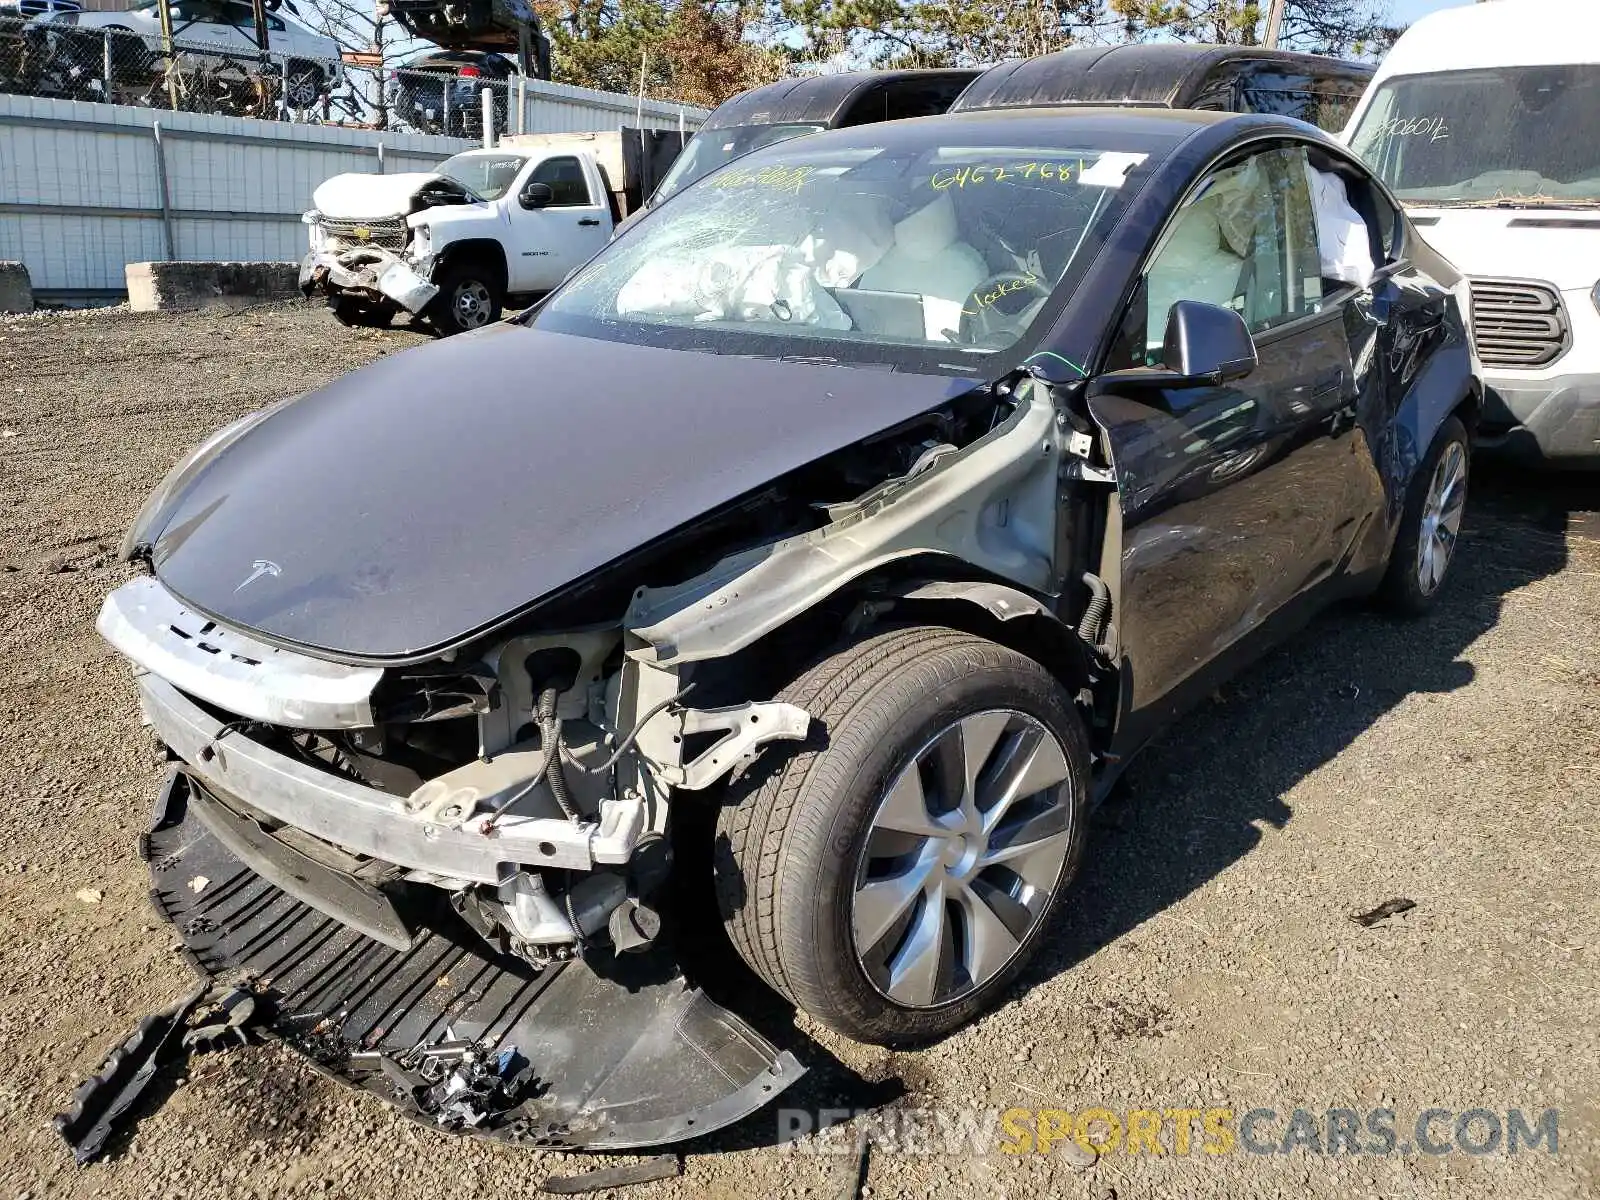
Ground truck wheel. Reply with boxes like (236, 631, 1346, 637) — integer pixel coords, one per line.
(1377, 414, 1470, 615)
(427, 262, 502, 336)
(715, 626, 1090, 1046)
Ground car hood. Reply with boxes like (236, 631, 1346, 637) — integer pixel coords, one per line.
(145, 324, 976, 661)
(311, 172, 459, 220)
(1408, 207, 1600, 292)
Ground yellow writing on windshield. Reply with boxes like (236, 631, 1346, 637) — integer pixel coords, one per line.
(708, 164, 816, 194)
(966, 273, 1041, 314)
(932, 161, 1083, 189)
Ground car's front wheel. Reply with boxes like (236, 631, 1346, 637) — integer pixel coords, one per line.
(427, 260, 503, 336)
(715, 626, 1089, 1045)
(1378, 413, 1470, 615)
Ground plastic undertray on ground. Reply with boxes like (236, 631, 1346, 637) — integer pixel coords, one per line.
(140, 769, 805, 1150)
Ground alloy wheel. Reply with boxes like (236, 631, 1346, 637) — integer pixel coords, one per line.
(1416, 438, 1467, 595)
(851, 709, 1075, 1009)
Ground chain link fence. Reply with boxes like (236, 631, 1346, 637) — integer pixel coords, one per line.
(0, 14, 577, 135)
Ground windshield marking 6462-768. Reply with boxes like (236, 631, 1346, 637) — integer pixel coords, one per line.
(534, 130, 1149, 372)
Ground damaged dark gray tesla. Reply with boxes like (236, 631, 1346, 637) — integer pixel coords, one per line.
(97, 107, 1479, 1148)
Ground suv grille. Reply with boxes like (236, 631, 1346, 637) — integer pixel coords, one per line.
(1469, 279, 1569, 369)
(319, 215, 408, 251)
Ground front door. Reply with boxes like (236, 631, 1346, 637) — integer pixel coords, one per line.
(505, 154, 611, 293)
(1088, 143, 1363, 753)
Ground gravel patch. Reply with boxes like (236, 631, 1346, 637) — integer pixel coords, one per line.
(1, 303, 1596, 1199)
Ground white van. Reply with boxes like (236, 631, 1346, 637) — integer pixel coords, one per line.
(1345, 0, 1600, 466)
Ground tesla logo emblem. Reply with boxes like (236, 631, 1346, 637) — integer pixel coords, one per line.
(234, 560, 281, 592)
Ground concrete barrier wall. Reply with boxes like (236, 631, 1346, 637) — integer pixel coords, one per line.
(0, 261, 32, 312)
(0, 89, 706, 300)
(126, 261, 301, 312)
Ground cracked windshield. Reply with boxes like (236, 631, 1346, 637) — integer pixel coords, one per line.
(537, 132, 1149, 361)
(1349, 64, 1600, 206)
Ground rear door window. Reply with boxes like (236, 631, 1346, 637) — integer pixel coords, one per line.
(1239, 67, 1366, 131)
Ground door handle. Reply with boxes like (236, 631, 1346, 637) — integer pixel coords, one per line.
(577, 218, 601, 227)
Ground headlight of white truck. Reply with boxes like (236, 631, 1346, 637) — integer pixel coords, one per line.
(303, 211, 327, 253)
(411, 224, 431, 257)
(1592, 279, 1600, 316)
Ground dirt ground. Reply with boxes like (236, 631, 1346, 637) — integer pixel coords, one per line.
(1, 302, 1597, 1200)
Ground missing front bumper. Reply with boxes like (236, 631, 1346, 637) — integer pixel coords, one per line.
(299, 249, 439, 314)
(143, 770, 804, 1149)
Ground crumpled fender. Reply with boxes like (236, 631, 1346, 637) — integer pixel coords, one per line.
(624, 383, 1062, 665)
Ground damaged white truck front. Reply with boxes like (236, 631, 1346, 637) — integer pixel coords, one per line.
(301, 131, 684, 335)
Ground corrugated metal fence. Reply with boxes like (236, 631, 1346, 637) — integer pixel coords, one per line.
(0, 83, 705, 299)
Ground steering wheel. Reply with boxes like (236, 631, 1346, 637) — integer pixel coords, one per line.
(959, 271, 1051, 347)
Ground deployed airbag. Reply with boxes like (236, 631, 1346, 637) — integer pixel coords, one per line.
(1305, 165, 1376, 288)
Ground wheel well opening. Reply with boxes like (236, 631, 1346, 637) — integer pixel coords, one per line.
(437, 242, 507, 292)
(679, 564, 1111, 747)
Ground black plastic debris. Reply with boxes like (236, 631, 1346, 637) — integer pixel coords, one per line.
(139, 761, 804, 1151)
(351, 1039, 538, 1130)
(540, 1154, 682, 1194)
(1350, 897, 1417, 927)
(54, 979, 267, 1164)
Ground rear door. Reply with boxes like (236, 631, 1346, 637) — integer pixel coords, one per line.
(504, 154, 610, 291)
(1088, 141, 1366, 752)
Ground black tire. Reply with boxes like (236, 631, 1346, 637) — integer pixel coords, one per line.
(426, 259, 503, 336)
(1377, 414, 1470, 615)
(284, 60, 324, 109)
(329, 296, 395, 328)
(714, 626, 1090, 1046)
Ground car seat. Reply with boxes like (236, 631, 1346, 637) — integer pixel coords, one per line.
(858, 193, 989, 339)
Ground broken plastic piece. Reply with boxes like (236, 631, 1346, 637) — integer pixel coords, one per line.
(540, 1154, 682, 1194)
(181, 986, 261, 1054)
(1350, 897, 1416, 927)
(54, 978, 264, 1165)
(53, 983, 208, 1164)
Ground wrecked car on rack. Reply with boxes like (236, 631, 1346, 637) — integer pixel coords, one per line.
(98, 106, 1478, 1147)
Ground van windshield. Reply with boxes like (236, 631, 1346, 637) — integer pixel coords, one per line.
(651, 123, 825, 204)
(1349, 65, 1600, 206)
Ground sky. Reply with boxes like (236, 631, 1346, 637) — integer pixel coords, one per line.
(1391, 0, 1473, 24)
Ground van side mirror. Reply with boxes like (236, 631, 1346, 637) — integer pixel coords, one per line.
(519, 181, 554, 210)
(1088, 301, 1259, 396)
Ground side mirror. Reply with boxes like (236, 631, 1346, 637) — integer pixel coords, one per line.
(1088, 300, 1258, 396)
(1161, 300, 1258, 383)
(518, 181, 554, 210)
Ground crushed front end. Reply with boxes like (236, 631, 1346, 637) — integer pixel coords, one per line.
(97, 575, 807, 1147)
(300, 210, 440, 317)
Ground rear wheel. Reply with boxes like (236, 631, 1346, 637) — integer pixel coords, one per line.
(426, 260, 503, 336)
(1378, 414, 1470, 615)
(715, 626, 1089, 1046)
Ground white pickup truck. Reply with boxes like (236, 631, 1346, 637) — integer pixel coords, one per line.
(300, 129, 687, 334)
